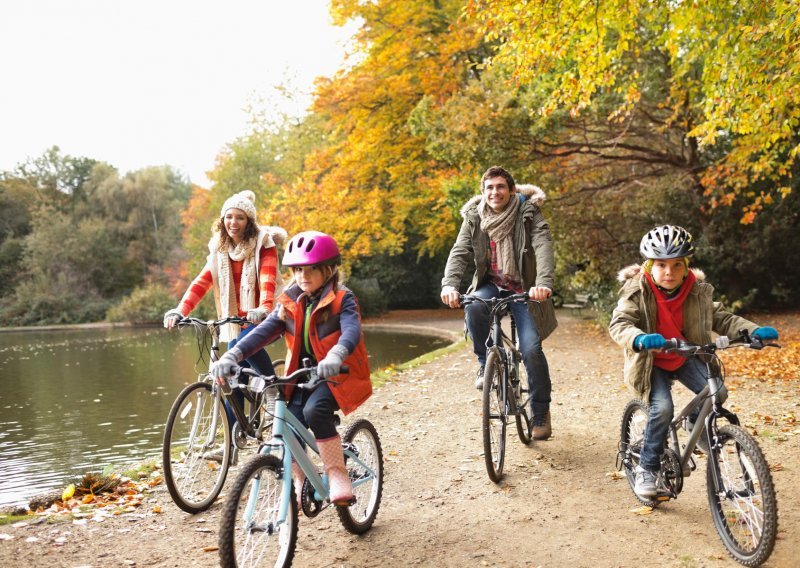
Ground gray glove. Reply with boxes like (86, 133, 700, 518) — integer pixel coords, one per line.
(211, 350, 241, 380)
(246, 307, 268, 324)
(163, 309, 184, 329)
(317, 344, 349, 379)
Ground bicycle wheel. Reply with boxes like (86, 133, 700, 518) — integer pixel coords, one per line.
(706, 424, 778, 567)
(219, 454, 297, 568)
(482, 350, 507, 482)
(619, 399, 656, 506)
(163, 381, 231, 513)
(513, 357, 532, 445)
(337, 418, 384, 534)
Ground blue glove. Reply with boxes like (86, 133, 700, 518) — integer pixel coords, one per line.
(752, 327, 778, 341)
(634, 333, 666, 351)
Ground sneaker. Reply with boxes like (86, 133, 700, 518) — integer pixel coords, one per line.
(475, 365, 485, 390)
(531, 411, 552, 440)
(634, 466, 658, 499)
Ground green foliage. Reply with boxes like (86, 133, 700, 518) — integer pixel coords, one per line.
(345, 277, 388, 317)
(0, 149, 191, 326)
(696, 177, 800, 310)
(106, 283, 177, 323)
(351, 244, 448, 310)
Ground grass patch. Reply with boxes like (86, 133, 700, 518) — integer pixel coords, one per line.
(118, 458, 160, 480)
(370, 340, 468, 388)
(0, 513, 31, 526)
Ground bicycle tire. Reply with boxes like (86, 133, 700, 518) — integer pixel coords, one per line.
(163, 381, 231, 513)
(619, 399, 657, 507)
(706, 424, 778, 567)
(337, 418, 384, 534)
(219, 454, 297, 568)
(513, 356, 532, 445)
(482, 350, 507, 482)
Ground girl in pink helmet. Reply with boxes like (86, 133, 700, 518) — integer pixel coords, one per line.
(213, 231, 372, 507)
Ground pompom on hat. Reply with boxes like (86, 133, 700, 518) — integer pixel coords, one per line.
(220, 190, 257, 222)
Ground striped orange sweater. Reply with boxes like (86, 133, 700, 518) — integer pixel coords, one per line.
(177, 246, 279, 316)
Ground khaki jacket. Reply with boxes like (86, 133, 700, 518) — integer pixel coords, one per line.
(608, 264, 758, 401)
(441, 185, 558, 340)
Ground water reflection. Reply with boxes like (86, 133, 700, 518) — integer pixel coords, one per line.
(0, 326, 448, 508)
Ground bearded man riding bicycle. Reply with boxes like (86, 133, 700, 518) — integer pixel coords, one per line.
(440, 166, 558, 440)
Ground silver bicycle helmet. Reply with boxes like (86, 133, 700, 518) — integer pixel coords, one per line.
(639, 225, 695, 259)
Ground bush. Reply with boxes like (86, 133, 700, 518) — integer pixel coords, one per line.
(106, 283, 177, 323)
(346, 277, 388, 317)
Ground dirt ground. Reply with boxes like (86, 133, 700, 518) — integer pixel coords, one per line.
(1, 310, 798, 567)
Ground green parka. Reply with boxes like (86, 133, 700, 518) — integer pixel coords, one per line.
(441, 185, 558, 341)
(608, 264, 758, 402)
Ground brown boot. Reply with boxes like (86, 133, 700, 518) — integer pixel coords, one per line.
(532, 411, 552, 440)
(317, 435, 354, 506)
(291, 461, 305, 513)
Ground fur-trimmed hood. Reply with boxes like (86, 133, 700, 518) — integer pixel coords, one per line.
(617, 263, 706, 283)
(460, 184, 546, 217)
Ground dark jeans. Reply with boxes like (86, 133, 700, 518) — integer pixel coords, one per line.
(288, 382, 340, 440)
(465, 283, 552, 417)
(224, 324, 276, 430)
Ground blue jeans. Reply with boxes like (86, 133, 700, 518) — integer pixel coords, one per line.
(465, 283, 552, 417)
(640, 357, 714, 471)
(225, 324, 276, 430)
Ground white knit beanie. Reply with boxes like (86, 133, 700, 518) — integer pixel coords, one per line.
(220, 190, 257, 222)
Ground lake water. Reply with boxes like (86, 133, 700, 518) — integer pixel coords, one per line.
(0, 326, 448, 508)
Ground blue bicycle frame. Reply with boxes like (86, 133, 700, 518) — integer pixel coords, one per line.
(238, 370, 378, 525)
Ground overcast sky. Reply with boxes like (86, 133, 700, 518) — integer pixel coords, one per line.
(0, 0, 354, 187)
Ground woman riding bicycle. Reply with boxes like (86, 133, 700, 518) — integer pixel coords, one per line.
(440, 166, 558, 440)
(212, 230, 372, 507)
(609, 224, 780, 500)
(163, 190, 286, 442)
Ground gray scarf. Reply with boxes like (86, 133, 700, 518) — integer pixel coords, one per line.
(479, 195, 520, 281)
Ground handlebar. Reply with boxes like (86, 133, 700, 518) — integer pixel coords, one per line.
(226, 363, 350, 395)
(177, 315, 249, 329)
(662, 330, 780, 356)
(459, 292, 533, 310)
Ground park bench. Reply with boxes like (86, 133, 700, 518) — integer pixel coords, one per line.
(561, 293, 591, 317)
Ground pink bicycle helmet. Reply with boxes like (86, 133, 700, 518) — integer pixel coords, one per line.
(282, 231, 341, 267)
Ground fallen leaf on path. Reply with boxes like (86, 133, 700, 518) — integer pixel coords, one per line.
(62, 484, 75, 501)
(202, 546, 219, 552)
(629, 506, 653, 515)
(606, 471, 623, 480)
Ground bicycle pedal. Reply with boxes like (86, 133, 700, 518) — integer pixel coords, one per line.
(332, 496, 357, 507)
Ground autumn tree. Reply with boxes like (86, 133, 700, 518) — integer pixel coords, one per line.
(465, 0, 800, 221)
(263, 0, 487, 261)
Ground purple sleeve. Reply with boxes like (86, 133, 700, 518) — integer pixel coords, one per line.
(337, 292, 362, 354)
(235, 310, 286, 360)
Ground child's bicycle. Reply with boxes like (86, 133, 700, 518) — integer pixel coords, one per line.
(162, 316, 284, 514)
(218, 362, 384, 568)
(617, 330, 780, 567)
(460, 292, 534, 482)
